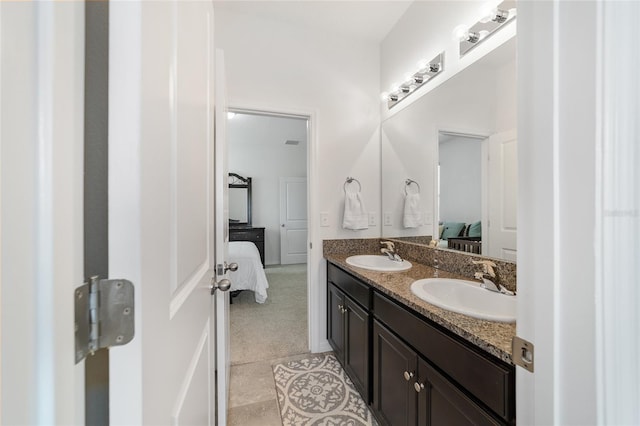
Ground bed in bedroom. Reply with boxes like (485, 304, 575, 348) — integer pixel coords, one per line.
(228, 240, 269, 303)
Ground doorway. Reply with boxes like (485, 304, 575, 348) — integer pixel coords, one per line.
(225, 109, 311, 421)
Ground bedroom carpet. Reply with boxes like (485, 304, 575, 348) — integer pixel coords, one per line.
(230, 263, 308, 365)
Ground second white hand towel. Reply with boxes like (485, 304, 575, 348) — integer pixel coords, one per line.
(343, 192, 369, 230)
(403, 192, 422, 228)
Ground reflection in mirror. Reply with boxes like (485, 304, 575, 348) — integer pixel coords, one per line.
(381, 37, 517, 262)
(438, 132, 484, 254)
(229, 173, 252, 226)
(229, 187, 248, 223)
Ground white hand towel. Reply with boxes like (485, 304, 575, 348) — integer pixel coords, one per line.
(343, 192, 369, 230)
(403, 192, 422, 228)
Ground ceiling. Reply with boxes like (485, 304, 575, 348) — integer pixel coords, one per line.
(212, 0, 415, 43)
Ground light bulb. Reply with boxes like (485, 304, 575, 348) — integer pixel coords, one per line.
(416, 59, 430, 72)
(479, 6, 495, 23)
(400, 74, 414, 88)
(380, 92, 389, 102)
(453, 24, 470, 42)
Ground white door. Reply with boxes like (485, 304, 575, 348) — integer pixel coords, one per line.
(279, 177, 308, 265)
(487, 130, 517, 261)
(1, 2, 86, 424)
(109, 2, 225, 425)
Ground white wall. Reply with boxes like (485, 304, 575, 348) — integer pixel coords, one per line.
(214, 8, 381, 352)
(381, 1, 516, 122)
(439, 135, 482, 224)
(227, 113, 308, 265)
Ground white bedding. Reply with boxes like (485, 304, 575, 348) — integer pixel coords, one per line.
(228, 241, 269, 303)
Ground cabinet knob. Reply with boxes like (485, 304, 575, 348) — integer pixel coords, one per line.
(403, 371, 414, 381)
(414, 381, 425, 393)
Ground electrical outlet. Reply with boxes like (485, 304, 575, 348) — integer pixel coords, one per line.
(368, 212, 377, 226)
(320, 212, 329, 227)
(384, 212, 392, 226)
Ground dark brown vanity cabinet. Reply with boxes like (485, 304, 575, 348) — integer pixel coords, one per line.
(372, 320, 418, 425)
(326, 262, 516, 426)
(327, 266, 371, 401)
(372, 320, 503, 425)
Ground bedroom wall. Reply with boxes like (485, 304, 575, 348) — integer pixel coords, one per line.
(214, 8, 381, 353)
(227, 113, 308, 266)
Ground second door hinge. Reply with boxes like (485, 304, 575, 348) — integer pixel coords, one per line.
(75, 277, 135, 364)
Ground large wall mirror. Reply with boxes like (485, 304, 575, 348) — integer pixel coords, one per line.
(381, 37, 517, 262)
(229, 172, 252, 226)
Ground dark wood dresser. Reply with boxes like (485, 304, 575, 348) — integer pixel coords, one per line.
(229, 226, 265, 267)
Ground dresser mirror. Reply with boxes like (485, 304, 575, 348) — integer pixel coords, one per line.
(381, 37, 517, 262)
(229, 173, 252, 226)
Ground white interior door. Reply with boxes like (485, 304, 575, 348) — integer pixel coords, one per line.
(108, 2, 218, 424)
(487, 129, 517, 261)
(1, 2, 85, 424)
(214, 48, 231, 425)
(279, 177, 308, 265)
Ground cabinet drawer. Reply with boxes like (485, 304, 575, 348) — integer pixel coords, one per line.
(327, 264, 371, 310)
(373, 291, 514, 421)
(229, 230, 262, 241)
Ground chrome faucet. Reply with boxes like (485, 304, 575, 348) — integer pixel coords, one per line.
(472, 260, 515, 295)
(380, 241, 403, 262)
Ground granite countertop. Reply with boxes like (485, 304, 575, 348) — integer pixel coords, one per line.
(325, 253, 516, 365)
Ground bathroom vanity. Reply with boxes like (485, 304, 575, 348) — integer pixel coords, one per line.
(325, 256, 516, 425)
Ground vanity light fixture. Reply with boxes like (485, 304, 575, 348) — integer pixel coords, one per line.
(383, 52, 445, 109)
(455, 0, 516, 57)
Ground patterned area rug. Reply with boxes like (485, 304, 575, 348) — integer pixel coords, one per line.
(272, 354, 377, 425)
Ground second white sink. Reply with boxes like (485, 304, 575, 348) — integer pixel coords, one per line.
(346, 255, 412, 272)
(410, 278, 516, 323)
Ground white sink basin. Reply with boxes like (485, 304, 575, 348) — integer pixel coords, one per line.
(345, 255, 412, 272)
(410, 278, 516, 323)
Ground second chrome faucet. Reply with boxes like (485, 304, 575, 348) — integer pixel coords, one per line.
(472, 260, 515, 295)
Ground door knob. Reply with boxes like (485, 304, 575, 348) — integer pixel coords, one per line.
(211, 278, 231, 295)
(225, 262, 238, 273)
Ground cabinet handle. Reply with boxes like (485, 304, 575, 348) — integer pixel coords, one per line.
(414, 381, 425, 393)
(403, 371, 414, 381)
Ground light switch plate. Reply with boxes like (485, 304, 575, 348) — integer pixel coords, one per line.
(384, 212, 392, 226)
(368, 212, 377, 226)
(320, 212, 329, 227)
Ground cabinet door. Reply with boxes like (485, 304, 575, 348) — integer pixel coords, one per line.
(327, 283, 345, 361)
(416, 358, 503, 426)
(373, 320, 418, 426)
(344, 297, 370, 402)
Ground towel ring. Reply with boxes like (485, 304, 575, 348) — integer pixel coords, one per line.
(404, 179, 421, 195)
(344, 177, 362, 193)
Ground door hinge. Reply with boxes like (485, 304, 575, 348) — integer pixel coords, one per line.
(512, 335, 534, 372)
(75, 276, 135, 364)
